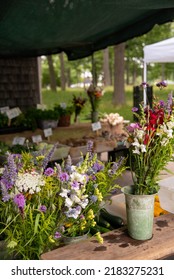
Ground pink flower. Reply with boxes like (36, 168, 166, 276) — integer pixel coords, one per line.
(126, 123, 140, 132)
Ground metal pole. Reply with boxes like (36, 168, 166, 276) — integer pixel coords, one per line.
(143, 61, 147, 107)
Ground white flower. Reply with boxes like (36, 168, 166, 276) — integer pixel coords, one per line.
(15, 172, 45, 194)
(65, 197, 73, 208)
(140, 144, 146, 153)
(65, 207, 81, 219)
(167, 121, 174, 129)
(132, 147, 140, 155)
(136, 129, 145, 140)
(132, 138, 140, 147)
(60, 188, 70, 198)
(79, 197, 89, 209)
(70, 172, 87, 185)
(161, 137, 169, 146)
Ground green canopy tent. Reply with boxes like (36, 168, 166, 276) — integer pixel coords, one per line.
(1, 0, 174, 60)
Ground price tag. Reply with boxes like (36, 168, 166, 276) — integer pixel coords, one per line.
(32, 135, 42, 143)
(12, 137, 26, 146)
(43, 128, 53, 138)
(37, 104, 47, 110)
(0, 106, 9, 114)
(92, 121, 102, 131)
(6, 107, 22, 119)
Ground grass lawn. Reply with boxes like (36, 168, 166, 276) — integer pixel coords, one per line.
(42, 85, 174, 123)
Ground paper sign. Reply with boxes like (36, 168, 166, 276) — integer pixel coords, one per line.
(32, 135, 42, 143)
(0, 106, 9, 114)
(6, 107, 22, 119)
(37, 104, 47, 110)
(43, 128, 53, 138)
(12, 137, 26, 146)
(92, 121, 102, 131)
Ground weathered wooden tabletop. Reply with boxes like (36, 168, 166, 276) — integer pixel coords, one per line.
(41, 214, 174, 260)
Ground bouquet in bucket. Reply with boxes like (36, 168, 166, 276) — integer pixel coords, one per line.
(54, 140, 126, 241)
(125, 82, 174, 195)
(0, 140, 126, 259)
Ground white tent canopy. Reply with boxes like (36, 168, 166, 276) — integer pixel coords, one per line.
(143, 37, 174, 105)
(144, 37, 174, 63)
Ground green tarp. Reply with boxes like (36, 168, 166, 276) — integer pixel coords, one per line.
(0, 0, 174, 60)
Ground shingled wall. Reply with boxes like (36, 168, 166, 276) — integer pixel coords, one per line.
(0, 57, 41, 112)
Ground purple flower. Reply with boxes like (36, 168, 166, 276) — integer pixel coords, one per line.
(42, 143, 58, 170)
(90, 195, 98, 202)
(39, 205, 47, 213)
(87, 140, 93, 153)
(13, 194, 25, 209)
(92, 162, 104, 172)
(71, 181, 80, 189)
(126, 123, 140, 133)
(132, 107, 138, 112)
(44, 167, 54, 176)
(140, 82, 149, 88)
(156, 81, 167, 89)
(65, 155, 72, 173)
(159, 100, 165, 107)
(54, 231, 62, 239)
(59, 172, 69, 182)
(0, 153, 18, 190)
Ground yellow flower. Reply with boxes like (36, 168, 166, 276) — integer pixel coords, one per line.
(64, 222, 73, 228)
(95, 232, 103, 244)
(86, 209, 95, 220)
(94, 188, 103, 202)
(80, 219, 87, 230)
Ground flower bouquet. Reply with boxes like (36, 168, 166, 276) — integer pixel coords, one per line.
(125, 83, 174, 195)
(72, 95, 87, 123)
(122, 82, 174, 241)
(0, 140, 126, 259)
(86, 84, 103, 122)
(54, 140, 126, 242)
(0, 145, 63, 260)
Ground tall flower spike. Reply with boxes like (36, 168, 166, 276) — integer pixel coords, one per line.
(0, 153, 18, 190)
(65, 155, 72, 173)
(42, 143, 58, 170)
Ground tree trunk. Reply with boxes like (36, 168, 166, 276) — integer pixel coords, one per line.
(46, 55, 57, 91)
(59, 52, 66, 91)
(103, 48, 111, 86)
(113, 43, 125, 105)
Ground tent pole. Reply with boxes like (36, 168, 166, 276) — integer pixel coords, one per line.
(143, 61, 147, 107)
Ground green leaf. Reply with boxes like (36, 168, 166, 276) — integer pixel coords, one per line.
(34, 213, 40, 235)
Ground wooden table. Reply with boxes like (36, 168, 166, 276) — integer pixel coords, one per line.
(41, 214, 174, 260)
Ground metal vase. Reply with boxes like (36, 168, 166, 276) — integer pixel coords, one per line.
(121, 186, 155, 241)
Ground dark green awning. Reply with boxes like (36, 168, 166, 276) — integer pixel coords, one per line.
(0, 0, 174, 60)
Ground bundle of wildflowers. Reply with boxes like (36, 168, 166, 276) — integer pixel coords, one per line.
(0, 144, 63, 260)
(125, 84, 174, 195)
(54, 140, 126, 239)
(72, 95, 87, 122)
(0, 140, 126, 259)
(86, 83, 104, 112)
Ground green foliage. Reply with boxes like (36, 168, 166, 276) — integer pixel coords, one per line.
(0, 113, 8, 128)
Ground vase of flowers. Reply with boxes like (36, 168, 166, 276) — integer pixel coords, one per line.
(53, 140, 126, 243)
(87, 84, 103, 123)
(0, 140, 126, 259)
(122, 82, 174, 240)
(72, 95, 87, 123)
